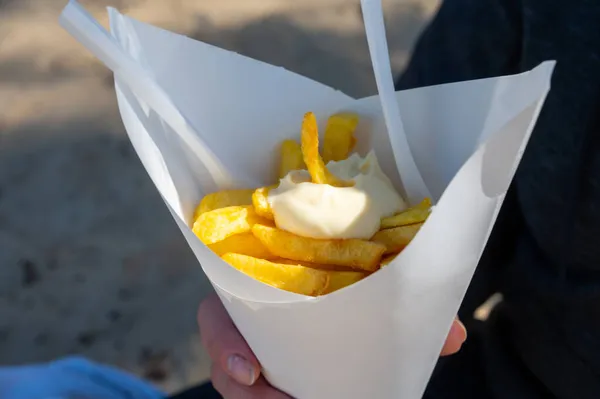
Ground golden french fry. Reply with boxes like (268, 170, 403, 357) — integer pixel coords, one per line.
(252, 185, 276, 220)
(380, 253, 399, 267)
(275, 258, 354, 272)
(252, 224, 385, 272)
(208, 233, 275, 259)
(372, 223, 423, 255)
(324, 270, 367, 294)
(222, 253, 330, 296)
(301, 112, 353, 187)
(380, 198, 432, 229)
(193, 206, 272, 245)
(194, 189, 254, 220)
(268, 258, 366, 293)
(350, 135, 357, 152)
(323, 113, 359, 163)
(279, 139, 305, 178)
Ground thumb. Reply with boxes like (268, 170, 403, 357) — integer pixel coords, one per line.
(198, 294, 261, 386)
(440, 318, 467, 356)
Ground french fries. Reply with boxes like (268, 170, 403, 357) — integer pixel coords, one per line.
(192, 111, 431, 296)
(372, 223, 423, 255)
(194, 189, 254, 220)
(323, 113, 359, 163)
(208, 233, 275, 259)
(276, 258, 354, 272)
(274, 258, 367, 293)
(380, 198, 432, 229)
(252, 224, 386, 272)
(222, 253, 330, 296)
(252, 186, 275, 220)
(279, 139, 305, 178)
(193, 205, 272, 245)
(301, 112, 353, 187)
(324, 271, 367, 294)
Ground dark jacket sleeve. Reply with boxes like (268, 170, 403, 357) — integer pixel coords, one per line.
(396, 0, 522, 91)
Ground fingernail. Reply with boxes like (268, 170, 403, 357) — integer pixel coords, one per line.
(227, 355, 257, 386)
(451, 319, 467, 344)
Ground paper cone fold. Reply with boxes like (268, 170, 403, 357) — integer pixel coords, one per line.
(60, 3, 555, 398)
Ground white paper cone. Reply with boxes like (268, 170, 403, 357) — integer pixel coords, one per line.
(60, 2, 555, 398)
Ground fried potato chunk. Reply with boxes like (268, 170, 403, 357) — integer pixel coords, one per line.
(208, 233, 274, 259)
(301, 112, 353, 187)
(372, 223, 423, 255)
(194, 189, 254, 220)
(252, 224, 385, 272)
(275, 258, 352, 272)
(272, 258, 367, 293)
(323, 113, 359, 163)
(252, 185, 276, 221)
(324, 271, 366, 293)
(193, 206, 272, 245)
(380, 198, 432, 229)
(279, 139, 305, 178)
(222, 253, 330, 296)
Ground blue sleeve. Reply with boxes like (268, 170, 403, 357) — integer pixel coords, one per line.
(0, 357, 165, 399)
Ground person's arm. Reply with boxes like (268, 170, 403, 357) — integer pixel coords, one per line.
(0, 357, 164, 399)
(396, 0, 522, 91)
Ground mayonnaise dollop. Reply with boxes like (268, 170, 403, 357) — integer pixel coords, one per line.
(268, 151, 407, 239)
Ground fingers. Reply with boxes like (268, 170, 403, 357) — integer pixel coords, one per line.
(440, 318, 467, 356)
(198, 293, 261, 386)
(199, 294, 291, 398)
(211, 364, 292, 399)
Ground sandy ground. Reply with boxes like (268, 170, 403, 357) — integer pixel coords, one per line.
(0, 0, 443, 393)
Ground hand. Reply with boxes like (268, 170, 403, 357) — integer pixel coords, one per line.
(198, 294, 291, 398)
(198, 293, 466, 398)
(0, 356, 164, 399)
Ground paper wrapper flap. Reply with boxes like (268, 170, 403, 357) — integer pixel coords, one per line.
(109, 9, 354, 189)
(94, 7, 555, 398)
(114, 62, 309, 303)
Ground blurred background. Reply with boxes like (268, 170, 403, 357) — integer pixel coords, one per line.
(0, 0, 440, 394)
